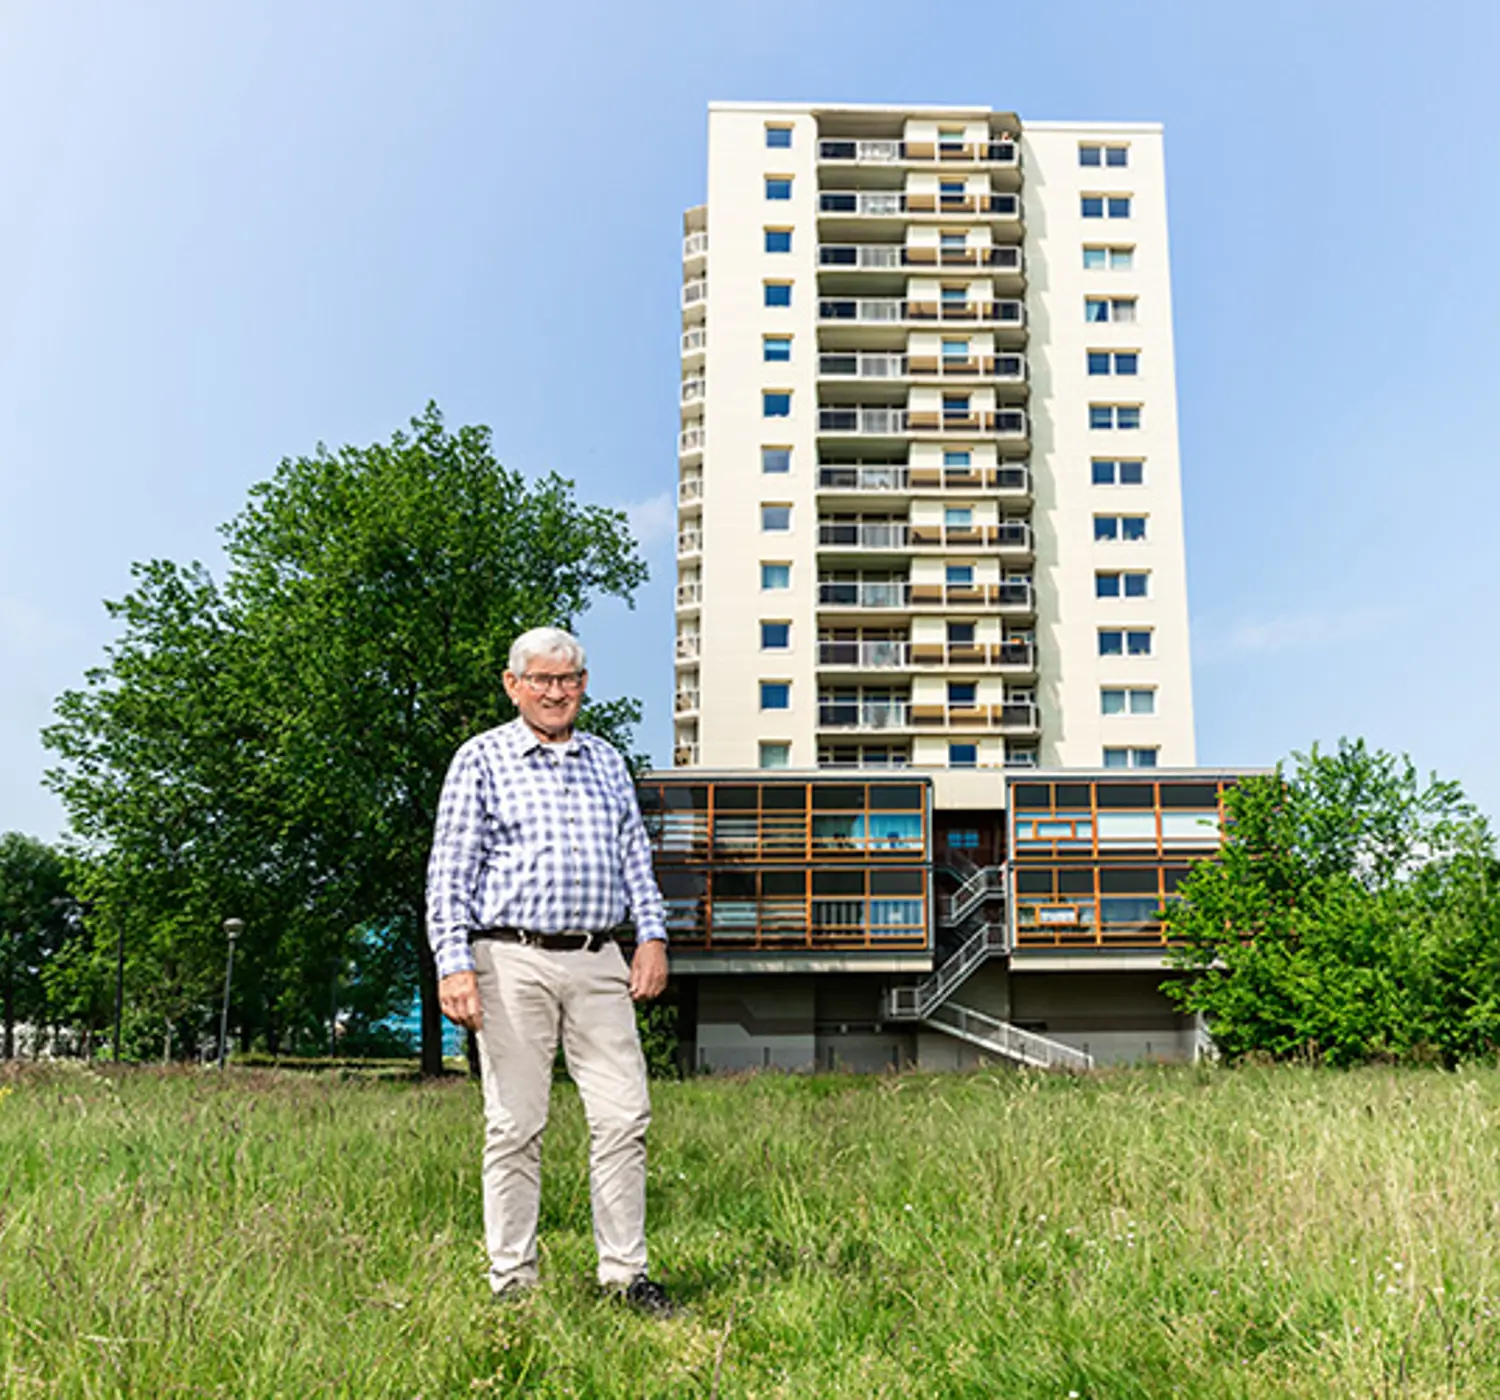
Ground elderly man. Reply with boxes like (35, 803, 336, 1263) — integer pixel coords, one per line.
(426, 626, 672, 1314)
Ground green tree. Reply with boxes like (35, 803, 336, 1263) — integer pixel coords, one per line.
(0, 834, 74, 1058)
(45, 406, 646, 1072)
(1164, 739, 1500, 1065)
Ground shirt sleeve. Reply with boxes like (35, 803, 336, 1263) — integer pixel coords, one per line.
(614, 753, 668, 945)
(425, 743, 490, 978)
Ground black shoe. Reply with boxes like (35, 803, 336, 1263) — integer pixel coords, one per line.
(620, 1274, 676, 1318)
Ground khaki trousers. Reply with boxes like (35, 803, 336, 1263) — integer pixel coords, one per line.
(471, 937, 651, 1292)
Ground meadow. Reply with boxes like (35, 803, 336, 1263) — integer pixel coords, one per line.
(2, 1060, 1498, 1399)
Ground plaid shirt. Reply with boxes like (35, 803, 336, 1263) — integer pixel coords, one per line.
(425, 719, 667, 980)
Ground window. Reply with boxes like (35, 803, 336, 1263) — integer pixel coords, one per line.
(942, 339, 969, 358)
(1101, 688, 1156, 715)
(943, 450, 971, 467)
(949, 743, 978, 769)
(765, 227, 792, 253)
(1103, 747, 1158, 768)
(761, 621, 790, 650)
(761, 563, 790, 590)
(1094, 515, 1148, 541)
(760, 682, 790, 710)
(1092, 459, 1145, 486)
(941, 285, 966, 304)
(947, 621, 976, 644)
(1081, 194, 1132, 218)
(759, 742, 791, 769)
(766, 126, 792, 149)
(765, 176, 792, 200)
(1090, 404, 1142, 430)
(947, 828, 980, 849)
(945, 563, 974, 585)
(944, 506, 973, 527)
(764, 281, 792, 308)
(1098, 629, 1153, 657)
(943, 394, 970, 415)
(1080, 143, 1128, 167)
(941, 231, 966, 248)
(763, 391, 791, 417)
(1096, 571, 1150, 598)
(1085, 297, 1137, 323)
(761, 446, 791, 474)
(761, 504, 791, 531)
(1083, 245, 1135, 271)
(1109, 196, 1131, 217)
(763, 336, 792, 363)
(1088, 351, 1139, 375)
(940, 181, 965, 197)
(948, 682, 977, 706)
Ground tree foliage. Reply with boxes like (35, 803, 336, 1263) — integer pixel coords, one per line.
(44, 406, 646, 1070)
(0, 834, 74, 1057)
(1164, 739, 1500, 1066)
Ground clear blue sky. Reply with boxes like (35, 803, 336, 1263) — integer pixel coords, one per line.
(2, 0, 1497, 841)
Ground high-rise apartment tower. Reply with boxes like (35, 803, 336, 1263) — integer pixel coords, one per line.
(675, 103, 1195, 774)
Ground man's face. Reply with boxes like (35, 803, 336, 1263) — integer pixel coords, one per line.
(504, 654, 587, 740)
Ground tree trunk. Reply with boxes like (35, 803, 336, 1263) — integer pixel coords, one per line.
(416, 934, 444, 1076)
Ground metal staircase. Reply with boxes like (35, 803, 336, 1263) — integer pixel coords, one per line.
(885, 865, 1094, 1073)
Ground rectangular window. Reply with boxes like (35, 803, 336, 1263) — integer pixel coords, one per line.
(764, 281, 792, 308)
(1126, 630, 1152, 655)
(766, 126, 792, 149)
(1082, 144, 1129, 168)
(1106, 146, 1128, 167)
(759, 742, 791, 768)
(761, 621, 790, 649)
(760, 682, 790, 710)
(1087, 351, 1111, 376)
(943, 394, 971, 414)
(1121, 516, 1146, 541)
(940, 181, 965, 197)
(762, 391, 791, 417)
(1114, 352, 1139, 375)
(1090, 404, 1142, 430)
(1100, 688, 1126, 715)
(1096, 515, 1148, 541)
(947, 621, 976, 644)
(948, 682, 977, 705)
(1083, 246, 1107, 270)
(1101, 688, 1156, 715)
(1130, 688, 1156, 714)
(764, 227, 792, 253)
(1079, 144, 1103, 167)
(1082, 195, 1104, 219)
(763, 336, 792, 363)
(1098, 630, 1124, 656)
(1096, 571, 1150, 598)
(941, 285, 966, 304)
(949, 743, 978, 769)
(1105, 746, 1157, 768)
(761, 563, 791, 590)
(1102, 747, 1129, 769)
(945, 563, 974, 585)
(1107, 196, 1132, 218)
(944, 506, 973, 527)
(942, 339, 968, 358)
(940, 231, 966, 248)
(1084, 245, 1135, 270)
(943, 450, 971, 467)
(1095, 459, 1147, 486)
(761, 504, 791, 531)
(761, 446, 791, 474)
(1084, 297, 1137, 324)
(1088, 351, 1139, 375)
(765, 176, 792, 200)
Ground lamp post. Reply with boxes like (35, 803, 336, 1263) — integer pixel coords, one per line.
(217, 918, 244, 1070)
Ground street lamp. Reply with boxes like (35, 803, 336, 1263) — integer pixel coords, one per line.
(217, 918, 244, 1070)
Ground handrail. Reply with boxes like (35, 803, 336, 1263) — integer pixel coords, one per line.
(926, 1002, 1094, 1072)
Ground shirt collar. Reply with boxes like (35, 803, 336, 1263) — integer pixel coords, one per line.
(502, 716, 583, 760)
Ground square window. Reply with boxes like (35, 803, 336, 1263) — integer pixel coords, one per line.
(941, 231, 966, 248)
(1096, 572, 1121, 598)
(1101, 688, 1126, 715)
(1092, 459, 1117, 485)
(947, 621, 976, 644)
(1098, 630, 1124, 656)
(764, 282, 792, 308)
(760, 742, 791, 768)
(942, 339, 968, 358)
(1090, 405, 1115, 430)
(944, 450, 971, 467)
(761, 504, 791, 531)
(762, 391, 791, 418)
(764, 228, 792, 253)
(761, 446, 791, 474)
(1110, 247, 1134, 270)
(943, 395, 971, 413)
(945, 507, 973, 527)
(946, 563, 974, 585)
(948, 682, 977, 706)
(1116, 405, 1141, 430)
(763, 337, 792, 363)
(1126, 630, 1152, 655)
(1123, 573, 1149, 598)
(1081, 196, 1104, 218)
(765, 177, 792, 200)
(1107, 196, 1131, 218)
(1102, 747, 1130, 769)
(1088, 352, 1111, 376)
(761, 621, 790, 649)
(760, 682, 790, 710)
(766, 126, 792, 149)
(761, 563, 791, 589)
(1115, 352, 1139, 375)
(1094, 517, 1120, 541)
(1118, 460, 1145, 485)
(1129, 689, 1156, 715)
(941, 285, 966, 304)
(1122, 516, 1147, 541)
(1079, 144, 1102, 167)
(1133, 747, 1158, 767)
(949, 743, 978, 769)
(1112, 299, 1137, 324)
(1085, 298, 1109, 322)
(1106, 146, 1128, 168)
(1082, 246, 1107, 270)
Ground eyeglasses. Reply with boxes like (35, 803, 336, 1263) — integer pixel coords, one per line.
(517, 672, 586, 694)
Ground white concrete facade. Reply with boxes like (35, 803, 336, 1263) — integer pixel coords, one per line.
(675, 103, 1196, 777)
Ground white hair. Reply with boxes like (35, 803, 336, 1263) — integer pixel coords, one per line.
(508, 626, 586, 677)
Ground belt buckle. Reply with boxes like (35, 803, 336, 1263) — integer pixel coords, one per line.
(514, 928, 538, 947)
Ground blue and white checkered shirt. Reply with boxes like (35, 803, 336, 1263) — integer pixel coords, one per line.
(425, 718, 667, 980)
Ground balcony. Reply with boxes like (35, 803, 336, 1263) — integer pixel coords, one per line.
(675, 578, 702, 608)
(819, 351, 908, 380)
(817, 406, 907, 436)
(909, 520, 1032, 554)
(817, 191, 1020, 221)
(674, 688, 700, 715)
(677, 527, 702, 557)
(909, 409, 1027, 439)
(910, 640, 1035, 671)
(817, 699, 911, 731)
(817, 579, 911, 610)
(818, 520, 909, 550)
(817, 138, 1018, 169)
(820, 243, 1022, 274)
(681, 327, 706, 361)
(818, 298, 1024, 327)
(673, 743, 700, 766)
(906, 353, 1027, 386)
(678, 475, 702, 506)
(675, 634, 700, 661)
(682, 231, 708, 261)
(907, 463, 1030, 496)
(816, 138, 904, 163)
(817, 463, 910, 493)
(678, 425, 705, 459)
(909, 702, 1040, 733)
(680, 377, 706, 409)
(817, 639, 911, 669)
(681, 278, 707, 321)
(909, 579, 1034, 612)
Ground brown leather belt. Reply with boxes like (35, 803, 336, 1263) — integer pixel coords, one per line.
(470, 926, 611, 952)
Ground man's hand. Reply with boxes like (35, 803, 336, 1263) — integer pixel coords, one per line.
(629, 940, 669, 1002)
(439, 970, 483, 1030)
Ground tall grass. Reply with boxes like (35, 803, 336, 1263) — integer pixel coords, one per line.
(2, 1060, 1498, 1397)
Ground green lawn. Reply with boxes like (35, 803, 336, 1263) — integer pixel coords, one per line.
(2, 1060, 1497, 1398)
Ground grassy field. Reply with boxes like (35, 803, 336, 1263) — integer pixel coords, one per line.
(2, 1061, 1499, 1399)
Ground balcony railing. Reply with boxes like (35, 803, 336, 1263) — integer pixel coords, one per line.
(818, 298, 1024, 326)
(678, 425, 705, 456)
(906, 409, 1028, 436)
(908, 579, 1033, 610)
(819, 244, 1022, 273)
(817, 640, 911, 668)
(678, 476, 702, 504)
(677, 529, 702, 556)
(817, 464, 909, 492)
(818, 521, 909, 549)
(681, 327, 707, 356)
(908, 464, 1031, 493)
(818, 406, 908, 435)
(817, 139, 1018, 167)
(680, 377, 706, 406)
(816, 138, 903, 163)
(673, 743, 700, 766)
(817, 580, 911, 609)
(819, 352, 908, 379)
(675, 634, 700, 660)
(818, 191, 1020, 218)
(910, 640, 1035, 669)
(908, 702, 1040, 731)
(675, 579, 702, 606)
(908, 521, 1032, 551)
(674, 689, 700, 714)
(681, 278, 707, 309)
(817, 700, 911, 730)
(682, 231, 709, 259)
(906, 353, 1027, 382)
